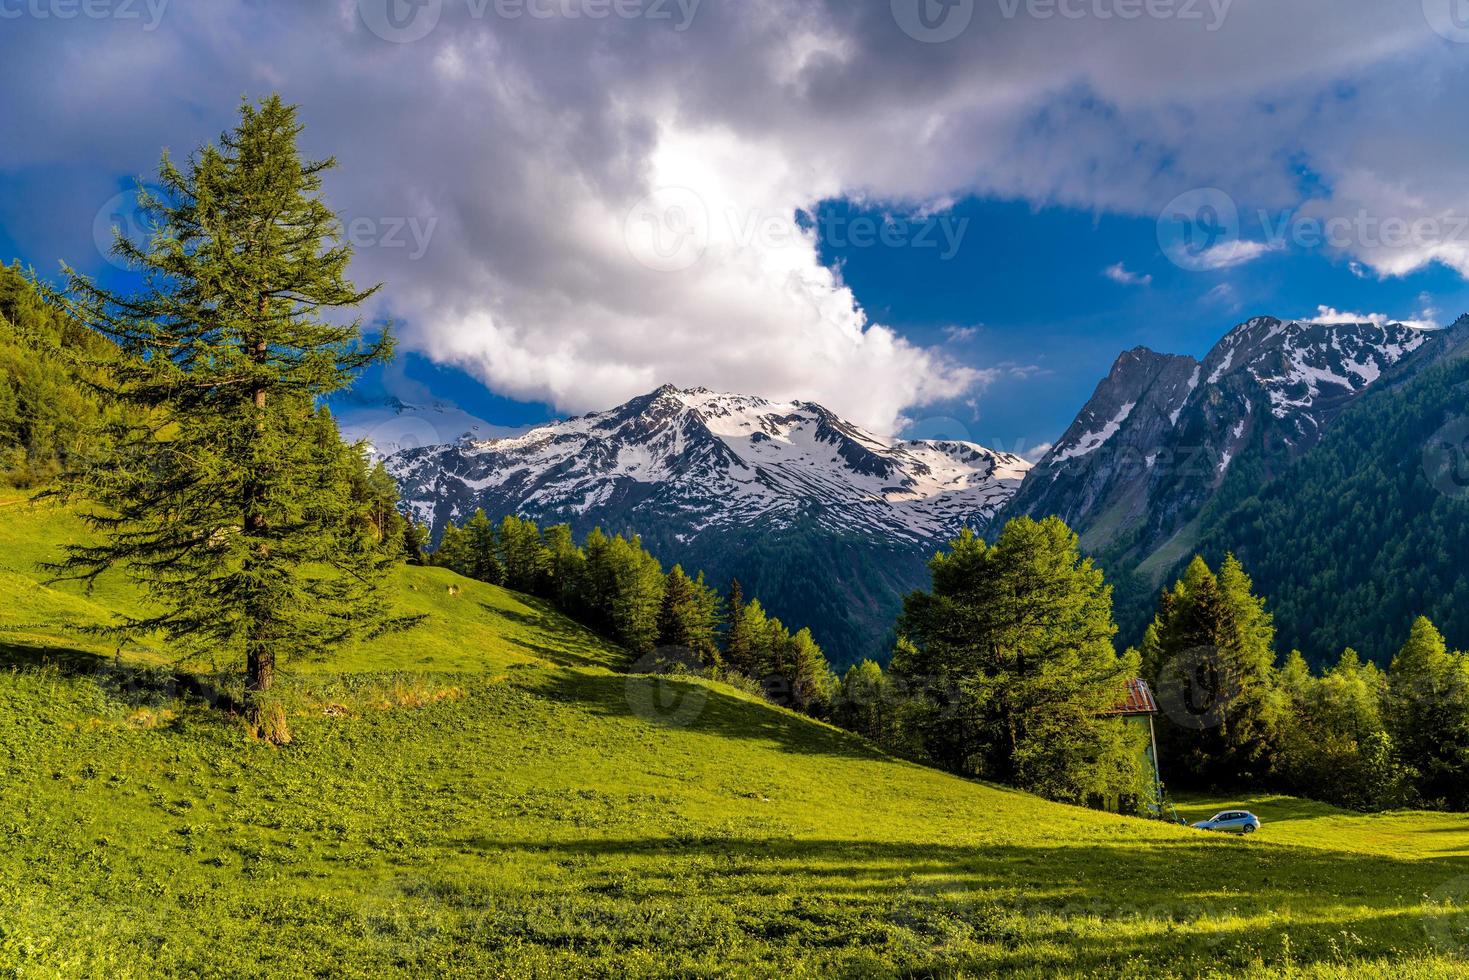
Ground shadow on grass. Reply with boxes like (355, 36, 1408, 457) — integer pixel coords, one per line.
(0, 638, 243, 714)
(457, 833, 1469, 971)
(525, 667, 881, 761)
(485, 603, 632, 673)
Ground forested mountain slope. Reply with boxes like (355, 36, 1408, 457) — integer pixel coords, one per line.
(1190, 316, 1469, 666)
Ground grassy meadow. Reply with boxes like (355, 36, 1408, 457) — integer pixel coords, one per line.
(5, 496, 1469, 977)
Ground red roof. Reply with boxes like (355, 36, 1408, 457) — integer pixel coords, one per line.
(1103, 678, 1158, 716)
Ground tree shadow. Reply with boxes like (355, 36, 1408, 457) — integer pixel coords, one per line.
(483, 604, 631, 672)
(0, 638, 243, 715)
(454, 833, 1469, 971)
(525, 667, 884, 761)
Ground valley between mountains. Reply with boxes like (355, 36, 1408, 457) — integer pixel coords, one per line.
(373, 313, 1469, 668)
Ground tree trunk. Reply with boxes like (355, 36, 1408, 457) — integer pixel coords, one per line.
(242, 303, 288, 744)
(244, 646, 289, 745)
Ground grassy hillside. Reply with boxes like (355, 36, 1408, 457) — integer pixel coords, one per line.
(6, 498, 1469, 976)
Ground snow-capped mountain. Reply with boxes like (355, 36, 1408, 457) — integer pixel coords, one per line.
(336, 397, 529, 458)
(385, 385, 1030, 544)
(1002, 317, 1435, 567)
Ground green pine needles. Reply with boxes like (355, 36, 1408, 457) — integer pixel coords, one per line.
(43, 96, 398, 743)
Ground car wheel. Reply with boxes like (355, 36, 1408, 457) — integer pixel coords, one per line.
(1243, 824, 1256, 834)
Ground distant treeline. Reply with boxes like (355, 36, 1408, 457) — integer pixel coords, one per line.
(414, 511, 839, 715)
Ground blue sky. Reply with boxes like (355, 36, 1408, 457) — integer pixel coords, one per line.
(3, 2, 1468, 452)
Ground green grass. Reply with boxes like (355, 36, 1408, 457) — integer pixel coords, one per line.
(6, 501, 1469, 977)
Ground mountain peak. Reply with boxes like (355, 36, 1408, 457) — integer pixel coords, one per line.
(384, 386, 1030, 546)
(1003, 313, 1439, 559)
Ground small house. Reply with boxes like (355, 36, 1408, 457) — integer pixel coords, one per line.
(1095, 678, 1162, 814)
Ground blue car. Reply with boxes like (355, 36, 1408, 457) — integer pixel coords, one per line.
(1192, 810, 1262, 834)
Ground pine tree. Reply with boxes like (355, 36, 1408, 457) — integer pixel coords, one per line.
(401, 520, 429, 566)
(543, 523, 586, 613)
(604, 534, 664, 655)
(355, 459, 405, 550)
(723, 579, 756, 675)
(837, 660, 891, 743)
(44, 96, 394, 743)
(787, 627, 835, 715)
(656, 564, 719, 663)
(434, 520, 471, 576)
(463, 509, 504, 585)
(498, 514, 549, 593)
(1143, 555, 1281, 788)
(1386, 617, 1469, 808)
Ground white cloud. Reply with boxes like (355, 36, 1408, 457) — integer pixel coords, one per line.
(1203, 283, 1241, 310)
(1020, 443, 1054, 464)
(1188, 240, 1283, 271)
(1104, 262, 1152, 286)
(943, 325, 979, 343)
(1302, 305, 1439, 331)
(0, 2, 1466, 432)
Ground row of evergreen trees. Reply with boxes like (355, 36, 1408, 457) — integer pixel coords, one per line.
(1140, 555, 1469, 811)
(835, 522, 1469, 815)
(419, 511, 839, 715)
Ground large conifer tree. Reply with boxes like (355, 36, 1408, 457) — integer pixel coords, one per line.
(895, 518, 1141, 803)
(47, 96, 394, 742)
(1141, 554, 1281, 786)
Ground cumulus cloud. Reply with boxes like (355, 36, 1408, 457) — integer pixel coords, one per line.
(0, 1, 1465, 431)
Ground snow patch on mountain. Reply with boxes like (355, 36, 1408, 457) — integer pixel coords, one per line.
(1056, 401, 1136, 462)
(384, 385, 1031, 544)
